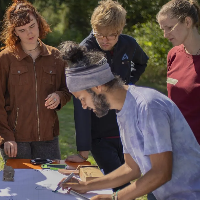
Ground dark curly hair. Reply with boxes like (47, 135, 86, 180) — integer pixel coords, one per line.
(59, 40, 124, 90)
(59, 41, 106, 69)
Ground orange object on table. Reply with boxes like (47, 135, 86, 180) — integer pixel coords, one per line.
(6, 159, 91, 169)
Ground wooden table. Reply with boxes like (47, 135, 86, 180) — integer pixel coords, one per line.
(6, 159, 91, 169)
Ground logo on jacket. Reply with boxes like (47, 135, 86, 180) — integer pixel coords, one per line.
(122, 53, 128, 60)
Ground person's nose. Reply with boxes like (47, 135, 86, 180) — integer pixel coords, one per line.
(101, 36, 109, 42)
(164, 30, 169, 39)
(81, 102, 87, 109)
(26, 28, 32, 35)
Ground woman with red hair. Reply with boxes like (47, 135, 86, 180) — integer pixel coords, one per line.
(0, 0, 71, 159)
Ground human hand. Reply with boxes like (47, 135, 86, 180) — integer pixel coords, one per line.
(59, 177, 88, 194)
(4, 141, 17, 157)
(90, 194, 113, 200)
(45, 93, 60, 109)
(65, 151, 89, 162)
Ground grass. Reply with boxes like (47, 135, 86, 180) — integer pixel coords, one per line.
(57, 99, 96, 165)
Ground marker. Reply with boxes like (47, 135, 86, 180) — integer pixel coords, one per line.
(68, 188, 89, 200)
(53, 172, 75, 192)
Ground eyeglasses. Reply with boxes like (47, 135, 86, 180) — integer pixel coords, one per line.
(93, 32, 119, 40)
(163, 21, 179, 35)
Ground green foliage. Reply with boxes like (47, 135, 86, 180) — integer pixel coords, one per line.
(119, 0, 169, 29)
(35, 2, 71, 46)
(120, 0, 200, 30)
(33, 0, 98, 46)
(125, 21, 172, 94)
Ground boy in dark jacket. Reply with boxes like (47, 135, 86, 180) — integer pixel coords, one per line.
(66, 0, 149, 193)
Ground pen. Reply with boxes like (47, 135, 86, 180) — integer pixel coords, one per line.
(68, 188, 90, 200)
(53, 172, 75, 192)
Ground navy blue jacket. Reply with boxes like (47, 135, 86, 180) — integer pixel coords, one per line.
(74, 32, 149, 151)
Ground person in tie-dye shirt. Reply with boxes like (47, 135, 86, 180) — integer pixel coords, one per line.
(59, 41, 200, 200)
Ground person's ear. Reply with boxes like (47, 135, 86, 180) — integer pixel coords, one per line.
(92, 85, 102, 94)
(185, 17, 193, 28)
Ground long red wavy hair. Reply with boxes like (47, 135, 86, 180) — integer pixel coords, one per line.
(0, 0, 51, 51)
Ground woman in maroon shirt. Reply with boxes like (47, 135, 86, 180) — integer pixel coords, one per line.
(157, 0, 200, 144)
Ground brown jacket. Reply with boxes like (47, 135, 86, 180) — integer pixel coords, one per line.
(0, 41, 71, 143)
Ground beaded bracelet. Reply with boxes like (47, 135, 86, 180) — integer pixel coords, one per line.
(112, 192, 116, 200)
(115, 189, 120, 200)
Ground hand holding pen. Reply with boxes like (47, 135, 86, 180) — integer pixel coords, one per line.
(54, 172, 89, 199)
(58, 173, 89, 194)
(53, 172, 75, 192)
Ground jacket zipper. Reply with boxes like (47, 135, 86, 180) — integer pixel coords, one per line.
(33, 58, 40, 141)
(13, 107, 19, 131)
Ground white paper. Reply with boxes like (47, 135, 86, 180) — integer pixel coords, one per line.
(0, 169, 112, 200)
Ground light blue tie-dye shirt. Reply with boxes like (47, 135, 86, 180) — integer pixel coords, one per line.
(117, 86, 200, 200)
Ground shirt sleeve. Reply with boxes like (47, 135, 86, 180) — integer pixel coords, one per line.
(123, 146, 128, 154)
(142, 108, 173, 156)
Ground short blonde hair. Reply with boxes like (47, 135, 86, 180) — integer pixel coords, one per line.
(91, 0, 126, 32)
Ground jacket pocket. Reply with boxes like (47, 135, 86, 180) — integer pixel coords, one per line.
(42, 65, 56, 85)
(11, 65, 29, 85)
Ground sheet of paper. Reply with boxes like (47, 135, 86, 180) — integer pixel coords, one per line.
(0, 169, 112, 200)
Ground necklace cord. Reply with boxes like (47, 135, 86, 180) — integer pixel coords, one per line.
(23, 41, 40, 52)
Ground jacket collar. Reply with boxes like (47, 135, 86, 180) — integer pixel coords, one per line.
(14, 39, 52, 61)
